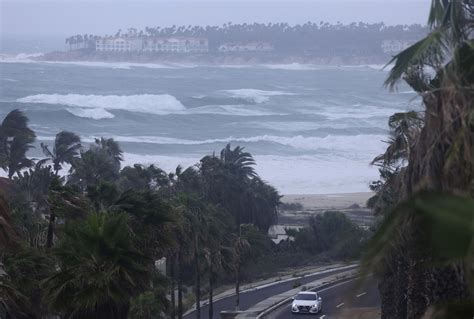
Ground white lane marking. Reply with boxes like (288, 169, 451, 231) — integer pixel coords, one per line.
(316, 278, 356, 293)
(356, 292, 367, 298)
(242, 264, 358, 292)
(319, 315, 326, 319)
(336, 302, 344, 308)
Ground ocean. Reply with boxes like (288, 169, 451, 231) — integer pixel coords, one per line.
(0, 54, 419, 194)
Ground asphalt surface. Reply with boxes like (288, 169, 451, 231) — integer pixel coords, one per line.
(184, 265, 358, 319)
(269, 277, 380, 319)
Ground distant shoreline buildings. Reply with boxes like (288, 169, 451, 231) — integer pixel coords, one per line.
(218, 42, 274, 53)
(381, 40, 415, 55)
(63, 23, 426, 58)
(68, 35, 421, 57)
(95, 37, 209, 53)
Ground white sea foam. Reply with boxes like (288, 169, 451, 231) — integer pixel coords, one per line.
(221, 89, 296, 103)
(188, 105, 283, 117)
(0, 53, 44, 63)
(0, 54, 196, 69)
(120, 152, 379, 194)
(17, 94, 186, 119)
(306, 104, 407, 120)
(248, 119, 386, 131)
(17, 93, 283, 119)
(42, 61, 195, 70)
(50, 133, 385, 154)
(262, 63, 321, 71)
(30, 137, 382, 194)
(66, 107, 115, 120)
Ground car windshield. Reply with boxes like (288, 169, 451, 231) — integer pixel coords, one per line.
(295, 293, 317, 301)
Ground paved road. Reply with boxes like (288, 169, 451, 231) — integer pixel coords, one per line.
(269, 277, 380, 319)
(184, 265, 358, 319)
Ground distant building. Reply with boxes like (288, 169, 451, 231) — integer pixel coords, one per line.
(96, 37, 143, 52)
(155, 257, 166, 275)
(268, 225, 303, 244)
(381, 40, 415, 55)
(218, 42, 274, 53)
(95, 36, 208, 53)
(143, 37, 208, 53)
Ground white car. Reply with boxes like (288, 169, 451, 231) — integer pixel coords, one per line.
(291, 291, 323, 314)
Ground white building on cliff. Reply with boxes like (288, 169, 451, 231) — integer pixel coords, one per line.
(143, 37, 208, 53)
(381, 40, 415, 55)
(95, 36, 208, 53)
(95, 37, 143, 52)
(218, 42, 274, 52)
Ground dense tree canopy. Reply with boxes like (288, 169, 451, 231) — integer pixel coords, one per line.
(0, 110, 286, 319)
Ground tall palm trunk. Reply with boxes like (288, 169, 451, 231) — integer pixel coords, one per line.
(235, 261, 241, 311)
(235, 214, 242, 311)
(194, 233, 201, 319)
(208, 260, 214, 319)
(46, 212, 56, 248)
(178, 248, 184, 319)
(170, 253, 176, 319)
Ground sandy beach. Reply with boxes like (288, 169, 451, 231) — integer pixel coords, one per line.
(282, 192, 373, 211)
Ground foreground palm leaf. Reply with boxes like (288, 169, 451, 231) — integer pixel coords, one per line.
(362, 192, 474, 315)
(42, 213, 150, 319)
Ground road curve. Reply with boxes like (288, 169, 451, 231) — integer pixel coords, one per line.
(268, 277, 380, 319)
(184, 265, 358, 319)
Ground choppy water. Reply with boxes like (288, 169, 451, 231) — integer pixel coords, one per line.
(0, 56, 419, 194)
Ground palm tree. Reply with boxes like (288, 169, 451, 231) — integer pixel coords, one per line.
(365, 1, 474, 318)
(0, 110, 36, 179)
(371, 111, 423, 170)
(119, 164, 170, 192)
(42, 213, 151, 319)
(244, 177, 281, 233)
(201, 144, 274, 310)
(219, 144, 256, 180)
(173, 193, 209, 319)
(69, 137, 123, 189)
(113, 189, 174, 259)
(205, 206, 235, 319)
(94, 137, 123, 170)
(41, 131, 82, 175)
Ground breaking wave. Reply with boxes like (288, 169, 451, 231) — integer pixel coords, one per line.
(221, 89, 296, 103)
(45, 133, 385, 153)
(17, 94, 186, 119)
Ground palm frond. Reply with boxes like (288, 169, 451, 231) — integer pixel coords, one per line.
(428, 0, 450, 28)
(385, 30, 447, 89)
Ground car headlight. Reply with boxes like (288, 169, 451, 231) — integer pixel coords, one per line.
(292, 304, 298, 311)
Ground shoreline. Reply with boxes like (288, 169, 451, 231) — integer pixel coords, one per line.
(0, 50, 391, 68)
(0, 53, 389, 70)
(282, 192, 373, 210)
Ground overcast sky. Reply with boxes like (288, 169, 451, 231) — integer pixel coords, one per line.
(1, 0, 431, 36)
